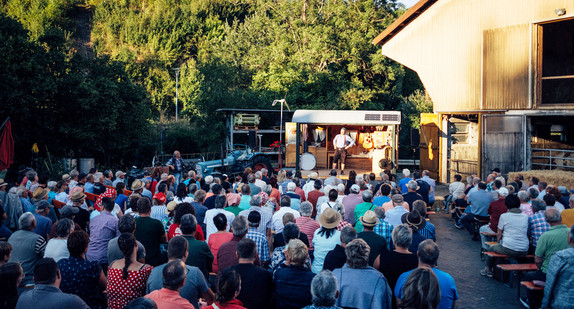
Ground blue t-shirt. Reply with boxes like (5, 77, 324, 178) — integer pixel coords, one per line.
(395, 267, 459, 309)
(373, 196, 391, 206)
(399, 178, 412, 194)
(115, 194, 128, 211)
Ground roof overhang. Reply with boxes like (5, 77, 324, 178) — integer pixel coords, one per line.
(372, 0, 438, 46)
(292, 110, 401, 125)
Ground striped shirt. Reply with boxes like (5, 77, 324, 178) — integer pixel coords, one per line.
(418, 221, 436, 241)
(246, 228, 270, 262)
(151, 206, 168, 222)
(295, 217, 321, 250)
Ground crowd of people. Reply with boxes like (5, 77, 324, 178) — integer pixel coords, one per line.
(446, 169, 574, 309)
(0, 158, 568, 308)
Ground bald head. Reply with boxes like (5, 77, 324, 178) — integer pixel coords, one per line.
(544, 207, 562, 226)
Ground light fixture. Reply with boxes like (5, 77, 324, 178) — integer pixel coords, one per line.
(555, 8, 566, 16)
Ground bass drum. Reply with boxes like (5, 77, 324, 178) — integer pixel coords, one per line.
(300, 152, 317, 171)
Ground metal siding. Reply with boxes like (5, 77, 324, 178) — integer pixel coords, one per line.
(379, 0, 574, 113)
(483, 25, 530, 110)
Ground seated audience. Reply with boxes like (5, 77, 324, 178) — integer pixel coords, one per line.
(87, 197, 120, 266)
(44, 218, 74, 262)
(400, 267, 441, 309)
(479, 187, 509, 250)
(207, 213, 233, 274)
(332, 239, 392, 308)
(58, 230, 106, 309)
(296, 201, 321, 252)
(9, 212, 45, 288)
(218, 216, 261, 276)
(16, 258, 89, 308)
(303, 270, 341, 309)
(108, 214, 146, 264)
(33, 200, 53, 240)
(271, 223, 311, 273)
(373, 206, 393, 249)
(401, 210, 427, 253)
(274, 239, 315, 309)
(357, 210, 387, 265)
(230, 238, 272, 309)
(272, 213, 310, 248)
(395, 240, 458, 309)
(145, 259, 196, 309)
(245, 211, 270, 263)
(374, 224, 419, 290)
(481, 195, 529, 277)
(168, 203, 205, 241)
(529, 198, 551, 250)
(323, 225, 357, 271)
(204, 195, 235, 240)
(385, 194, 409, 227)
(107, 233, 153, 309)
(458, 182, 492, 240)
(353, 190, 376, 232)
(0, 262, 22, 309)
(180, 214, 213, 280)
(135, 197, 167, 267)
(541, 225, 574, 308)
(147, 236, 213, 309)
(204, 269, 246, 309)
(312, 208, 342, 273)
(0, 242, 13, 266)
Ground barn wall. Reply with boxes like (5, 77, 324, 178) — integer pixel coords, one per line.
(379, 0, 574, 112)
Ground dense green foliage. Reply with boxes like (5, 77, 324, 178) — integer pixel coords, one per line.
(1, 0, 428, 172)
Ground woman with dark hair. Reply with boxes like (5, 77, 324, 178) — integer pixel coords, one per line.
(208, 213, 233, 274)
(205, 269, 246, 309)
(174, 183, 193, 204)
(115, 182, 128, 211)
(399, 267, 441, 309)
(481, 194, 529, 277)
(344, 170, 358, 195)
(107, 233, 153, 309)
(0, 262, 22, 309)
(167, 203, 204, 241)
(58, 230, 107, 309)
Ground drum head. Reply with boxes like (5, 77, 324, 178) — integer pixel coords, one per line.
(300, 152, 317, 171)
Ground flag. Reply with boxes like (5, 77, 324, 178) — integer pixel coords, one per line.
(0, 118, 14, 171)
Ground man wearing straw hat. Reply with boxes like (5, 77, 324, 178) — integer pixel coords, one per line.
(358, 210, 388, 266)
(70, 190, 91, 232)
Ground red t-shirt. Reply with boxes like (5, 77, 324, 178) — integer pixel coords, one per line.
(307, 190, 325, 218)
(207, 232, 233, 273)
(168, 223, 205, 241)
(488, 198, 508, 233)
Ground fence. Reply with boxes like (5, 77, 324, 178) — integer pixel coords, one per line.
(531, 148, 574, 170)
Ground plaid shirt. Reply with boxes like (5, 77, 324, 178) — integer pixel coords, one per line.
(529, 210, 550, 247)
(418, 221, 436, 241)
(374, 219, 393, 250)
(246, 228, 270, 262)
(336, 220, 352, 231)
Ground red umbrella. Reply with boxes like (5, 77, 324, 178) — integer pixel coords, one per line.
(0, 118, 14, 171)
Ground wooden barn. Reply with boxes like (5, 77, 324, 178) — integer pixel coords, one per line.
(373, 0, 574, 182)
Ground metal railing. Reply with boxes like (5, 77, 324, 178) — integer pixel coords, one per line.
(531, 148, 574, 170)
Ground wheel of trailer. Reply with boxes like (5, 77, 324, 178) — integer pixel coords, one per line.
(251, 156, 272, 172)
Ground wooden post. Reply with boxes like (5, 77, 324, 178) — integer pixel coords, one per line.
(295, 123, 301, 172)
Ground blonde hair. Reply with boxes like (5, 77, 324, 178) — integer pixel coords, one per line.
(277, 170, 288, 183)
(286, 239, 308, 266)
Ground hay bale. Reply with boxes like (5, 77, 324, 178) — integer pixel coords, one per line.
(508, 170, 574, 189)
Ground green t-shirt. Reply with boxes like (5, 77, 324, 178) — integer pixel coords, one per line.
(182, 235, 214, 280)
(354, 202, 375, 232)
(225, 206, 242, 216)
(535, 224, 570, 273)
(134, 217, 166, 267)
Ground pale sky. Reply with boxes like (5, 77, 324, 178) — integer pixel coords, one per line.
(399, 0, 419, 8)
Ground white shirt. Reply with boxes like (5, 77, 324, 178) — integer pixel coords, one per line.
(550, 203, 565, 213)
(55, 192, 69, 204)
(44, 238, 69, 262)
(272, 207, 301, 233)
(303, 181, 317, 199)
(255, 179, 267, 191)
(384, 206, 409, 228)
(498, 211, 529, 252)
(68, 180, 78, 190)
(333, 134, 355, 148)
(174, 196, 194, 204)
(318, 201, 339, 216)
(151, 206, 168, 221)
(204, 208, 235, 241)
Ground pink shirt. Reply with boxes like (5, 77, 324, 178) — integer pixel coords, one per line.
(382, 201, 409, 212)
(520, 203, 533, 216)
(208, 232, 233, 273)
(295, 217, 320, 250)
(146, 288, 195, 309)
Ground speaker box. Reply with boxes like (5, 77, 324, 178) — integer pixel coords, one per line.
(248, 130, 256, 149)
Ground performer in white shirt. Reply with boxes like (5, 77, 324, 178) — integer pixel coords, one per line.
(332, 127, 355, 175)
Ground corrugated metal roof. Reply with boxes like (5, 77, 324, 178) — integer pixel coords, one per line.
(292, 110, 401, 125)
(372, 0, 438, 46)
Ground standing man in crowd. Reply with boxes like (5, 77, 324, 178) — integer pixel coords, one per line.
(332, 127, 354, 175)
(167, 150, 185, 186)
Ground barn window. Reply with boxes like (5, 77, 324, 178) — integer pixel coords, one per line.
(540, 19, 574, 104)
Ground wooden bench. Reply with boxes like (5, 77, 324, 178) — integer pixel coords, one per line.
(485, 241, 498, 247)
(480, 231, 497, 237)
(497, 263, 538, 291)
(479, 232, 498, 260)
(484, 252, 535, 259)
(105, 185, 115, 190)
(521, 281, 544, 291)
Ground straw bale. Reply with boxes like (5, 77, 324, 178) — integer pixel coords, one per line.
(508, 170, 574, 189)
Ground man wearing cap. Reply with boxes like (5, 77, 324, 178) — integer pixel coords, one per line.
(70, 190, 91, 232)
(167, 151, 185, 186)
(33, 200, 54, 240)
(342, 184, 362, 226)
(246, 212, 270, 264)
(332, 127, 355, 175)
(112, 171, 126, 187)
(32, 186, 51, 215)
(131, 179, 144, 198)
(358, 210, 388, 265)
(385, 195, 409, 228)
